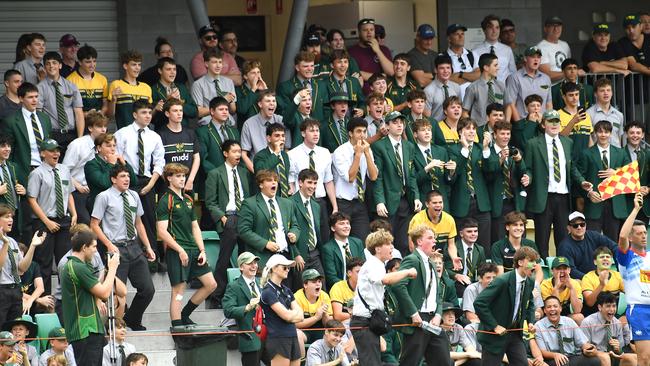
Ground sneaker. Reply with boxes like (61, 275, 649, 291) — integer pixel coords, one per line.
(157, 260, 167, 273)
(181, 316, 196, 326)
(148, 261, 158, 273)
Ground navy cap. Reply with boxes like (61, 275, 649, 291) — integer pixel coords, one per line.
(417, 24, 436, 39)
(446, 23, 468, 35)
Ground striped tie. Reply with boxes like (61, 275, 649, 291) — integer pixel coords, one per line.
(466, 249, 473, 281)
(2, 165, 15, 211)
(487, 80, 496, 103)
(308, 150, 315, 171)
(466, 147, 475, 194)
(268, 199, 278, 240)
(443, 84, 449, 100)
(53, 81, 69, 130)
(425, 148, 439, 189)
(137, 128, 145, 175)
(121, 192, 136, 239)
(305, 200, 317, 250)
(338, 120, 348, 144)
(214, 79, 223, 96)
(605, 321, 614, 352)
(395, 143, 405, 194)
(6, 242, 21, 285)
(31, 113, 43, 144)
(602, 150, 609, 170)
(356, 171, 365, 202)
(552, 139, 561, 183)
(53, 168, 65, 218)
(503, 158, 513, 199)
(277, 154, 290, 198)
(233, 168, 242, 210)
(343, 242, 353, 261)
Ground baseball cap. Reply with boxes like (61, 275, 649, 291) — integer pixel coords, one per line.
(385, 111, 404, 123)
(524, 46, 542, 57)
(545, 16, 563, 26)
(0, 331, 16, 346)
(198, 25, 217, 38)
(568, 211, 586, 222)
(446, 23, 467, 35)
(329, 92, 351, 104)
(501, 19, 515, 29)
(593, 23, 610, 34)
(237, 252, 260, 267)
(543, 110, 561, 122)
(623, 14, 640, 27)
(39, 139, 60, 151)
(551, 256, 570, 269)
(417, 24, 436, 39)
(302, 268, 324, 282)
(48, 327, 66, 339)
(59, 34, 79, 47)
(305, 32, 321, 46)
(265, 254, 295, 269)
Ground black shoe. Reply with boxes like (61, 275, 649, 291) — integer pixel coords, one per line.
(127, 323, 147, 331)
(157, 260, 167, 273)
(181, 316, 196, 326)
(148, 261, 158, 273)
(206, 297, 222, 309)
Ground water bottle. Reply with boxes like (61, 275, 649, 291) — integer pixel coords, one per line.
(421, 321, 442, 335)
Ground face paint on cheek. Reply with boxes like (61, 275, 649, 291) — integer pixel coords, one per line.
(526, 262, 535, 270)
(596, 257, 611, 270)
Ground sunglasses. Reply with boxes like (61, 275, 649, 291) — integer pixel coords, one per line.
(279, 265, 290, 271)
(203, 35, 218, 41)
(457, 56, 468, 70)
(570, 222, 586, 228)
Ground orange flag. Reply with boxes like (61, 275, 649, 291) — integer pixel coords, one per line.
(597, 160, 641, 200)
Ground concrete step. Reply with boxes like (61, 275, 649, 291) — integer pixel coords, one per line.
(143, 348, 244, 366)
(126, 272, 174, 291)
(140, 309, 225, 330)
(126, 289, 208, 312)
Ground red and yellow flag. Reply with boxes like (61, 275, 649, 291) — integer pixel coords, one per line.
(597, 160, 641, 200)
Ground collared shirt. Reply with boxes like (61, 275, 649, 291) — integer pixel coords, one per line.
(364, 115, 384, 138)
(416, 248, 437, 313)
(581, 311, 629, 352)
(262, 193, 288, 252)
(37, 76, 83, 130)
(300, 191, 318, 244)
(472, 41, 517, 82)
(0, 237, 22, 284)
(505, 68, 552, 119)
(512, 270, 526, 322)
(62, 135, 95, 187)
(27, 163, 73, 217)
(597, 145, 610, 168)
(462, 77, 506, 126)
(240, 113, 287, 157)
(114, 122, 165, 177)
(352, 254, 387, 318)
(288, 143, 333, 198)
(423, 79, 461, 121)
(332, 141, 374, 200)
(91, 187, 143, 243)
(53, 248, 104, 301)
(447, 324, 473, 351)
(461, 240, 474, 277)
(335, 238, 349, 278)
(21, 107, 45, 166)
(306, 339, 350, 366)
(447, 47, 478, 97)
(460, 144, 491, 159)
(388, 135, 406, 185)
(587, 104, 625, 148)
(0, 162, 17, 204)
(40, 345, 77, 366)
(544, 133, 569, 193)
(13, 58, 41, 85)
(462, 281, 485, 314)
(191, 74, 237, 124)
(243, 274, 261, 297)
(101, 341, 136, 366)
(535, 316, 588, 355)
(224, 162, 244, 212)
(627, 145, 640, 162)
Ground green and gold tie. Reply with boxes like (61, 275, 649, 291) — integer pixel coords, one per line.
(425, 148, 439, 189)
(338, 120, 348, 144)
(137, 128, 145, 175)
(53, 168, 65, 218)
(121, 192, 136, 239)
(466, 148, 475, 194)
(308, 150, 315, 171)
(277, 154, 289, 198)
(503, 158, 513, 199)
(305, 200, 317, 251)
(7, 242, 21, 285)
(602, 150, 609, 170)
(53, 81, 69, 130)
(552, 139, 561, 183)
(443, 84, 449, 100)
(487, 80, 496, 104)
(356, 171, 365, 202)
(233, 168, 242, 210)
(2, 165, 15, 211)
(214, 79, 223, 96)
(268, 199, 278, 241)
(31, 113, 43, 144)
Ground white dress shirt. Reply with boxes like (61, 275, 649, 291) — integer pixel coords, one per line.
(62, 135, 95, 187)
(388, 135, 405, 185)
(544, 133, 568, 194)
(288, 143, 333, 198)
(224, 162, 244, 212)
(417, 248, 437, 313)
(352, 254, 387, 318)
(335, 238, 349, 278)
(21, 107, 44, 166)
(332, 141, 373, 200)
(262, 193, 288, 251)
(472, 41, 517, 82)
(114, 122, 165, 177)
(512, 270, 527, 322)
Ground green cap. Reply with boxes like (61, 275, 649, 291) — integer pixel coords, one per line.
(543, 110, 561, 122)
(328, 91, 351, 104)
(39, 138, 60, 151)
(623, 14, 640, 27)
(551, 256, 570, 269)
(302, 268, 324, 282)
(48, 327, 66, 339)
(237, 251, 260, 267)
(593, 23, 610, 34)
(385, 111, 404, 123)
(524, 46, 542, 57)
(0, 331, 16, 346)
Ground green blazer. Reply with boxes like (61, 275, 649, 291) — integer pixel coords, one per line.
(404, 113, 435, 144)
(551, 81, 594, 110)
(283, 111, 310, 147)
(440, 272, 458, 305)
(524, 135, 582, 214)
(511, 118, 542, 155)
(412, 143, 454, 209)
(196, 122, 240, 175)
(289, 193, 321, 260)
(3, 110, 52, 184)
(323, 74, 365, 114)
(486, 148, 527, 217)
(84, 155, 137, 210)
(253, 148, 290, 198)
(276, 76, 327, 122)
(151, 82, 197, 130)
(390, 251, 443, 335)
(372, 137, 419, 215)
(237, 193, 300, 268)
(222, 275, 262, 353)
(443, 239, 486, 282)
(626, 148, 650, 216)
(320, 114, 349, 153)
(0, 161, 19, 207)
(447, 143, 497, 217)
(235, 84, 260, 129)
(204, 164, 252, 233)
(320, 237, 364, 290)
(578, 145, 630, 219)
(474, 270, 536, 354)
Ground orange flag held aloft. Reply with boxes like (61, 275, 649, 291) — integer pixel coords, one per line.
(597, 160, 641, 200)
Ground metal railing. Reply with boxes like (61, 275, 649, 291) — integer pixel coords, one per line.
(579, 71, 648, 125)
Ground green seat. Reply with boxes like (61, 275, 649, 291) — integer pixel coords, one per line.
(617, 293, 627, 317)
(202, 231, 220, 271)
(230, 246, 239, 268)
(227, 268, 241, 283)
(35, 313, 62, 351)
(546, 256, 556, 268)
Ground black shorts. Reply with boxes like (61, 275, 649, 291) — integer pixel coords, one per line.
(265, 336, 301, 361)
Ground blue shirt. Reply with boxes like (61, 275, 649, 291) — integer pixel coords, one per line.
(556, 230, 617, 279)
(261, 280, 298, 338)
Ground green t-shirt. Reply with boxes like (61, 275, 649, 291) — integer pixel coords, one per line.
(491, 237, 539, 271)
(156, 189, 197, 250)
(60, 256, 102, 342)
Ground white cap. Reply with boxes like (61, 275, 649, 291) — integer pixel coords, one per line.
(568, 211, 586, 222)
(265, 254, 295, 269)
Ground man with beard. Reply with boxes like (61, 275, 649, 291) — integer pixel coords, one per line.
(303, 32, 329, 79)
(190, 25, 242, 85)
(219, 29, 246, 71)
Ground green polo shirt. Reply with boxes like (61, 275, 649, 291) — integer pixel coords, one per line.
(386, 77, 419, 107)
(156, 189, 197, 250)
(60, 256, 102, 342)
